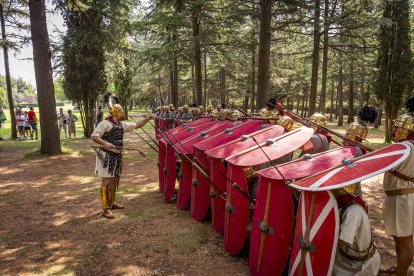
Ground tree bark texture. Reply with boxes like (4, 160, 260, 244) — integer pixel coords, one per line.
(192, 6, 202, 106)
(29, 0, 61, 154)
(256, 0, 272, 109)
(220, 67, 226, 105)
(319, 0, 329, 115)
(250, 41, 256, 113)
(0, 3, 17, 139)
(347, 58, 354, 123)
(337, 67, 344, 126)
(203, 49, 207, 106)
(329, 75, 334, 121)
(309, 0, 321, 116)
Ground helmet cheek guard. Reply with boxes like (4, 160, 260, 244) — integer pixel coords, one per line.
(392, 114, 414, 141)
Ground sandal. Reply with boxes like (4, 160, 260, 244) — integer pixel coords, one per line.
(379, 266, 396, 276)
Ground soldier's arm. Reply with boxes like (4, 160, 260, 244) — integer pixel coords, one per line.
(91, 135, 115, 149)
(135, 115, 153, 129)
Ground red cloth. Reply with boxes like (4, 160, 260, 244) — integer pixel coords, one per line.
(337, 194, 368, 214)
(27, 110, 36, 120)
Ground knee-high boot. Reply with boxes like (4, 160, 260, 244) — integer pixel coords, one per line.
(101, 179, 114, 219)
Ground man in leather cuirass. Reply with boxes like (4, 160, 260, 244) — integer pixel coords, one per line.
(91, 93, 153, 219)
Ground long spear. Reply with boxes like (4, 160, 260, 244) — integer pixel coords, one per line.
(264, 100, 374, 152)
(145, 108, 254, 202)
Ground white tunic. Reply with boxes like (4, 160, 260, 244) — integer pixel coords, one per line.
(91, 120, 136, 177)
(382, 141, 414, 237)
(333, 205, 381, 276)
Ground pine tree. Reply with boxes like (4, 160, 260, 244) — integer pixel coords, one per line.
(375, 0, 413, 142)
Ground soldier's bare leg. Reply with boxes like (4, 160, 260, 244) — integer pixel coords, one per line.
(393, 235, 413, 276)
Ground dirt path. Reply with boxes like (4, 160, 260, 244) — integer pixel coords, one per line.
(0, 132, 412, 275)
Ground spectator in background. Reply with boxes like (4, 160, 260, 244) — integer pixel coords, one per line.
(27, 107, 38, 140)
(23, 111, 32, 139)
(96, 105, 103, 127)
(67, 109, 78, 139)
(0, 108, 6, 140)
(15, 110, 25, 139)
(57, 107, 68, 138)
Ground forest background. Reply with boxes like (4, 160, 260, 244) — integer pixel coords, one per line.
(1, 0, 414, 151)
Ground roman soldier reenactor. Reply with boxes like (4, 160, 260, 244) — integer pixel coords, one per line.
(180, 105, 194, 121)
(382, 97, 414, 275)
(205, 105, 214, 115)
(299, 113, 332, 155)
(277, 115, 294, 132)
(333, 185, 381, 275)
(343, 106, 378, 154)
(91, 93, 153, 219)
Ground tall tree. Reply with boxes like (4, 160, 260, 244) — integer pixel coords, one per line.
(256, 0, 272, 109)
(28, 0, 61, 154)
(0, 3, 16, 138)
(375, 0, 413, 142)
(308, 0, 321, 116)
(192, 2, 202, 106)
(61, 3, 106, 137)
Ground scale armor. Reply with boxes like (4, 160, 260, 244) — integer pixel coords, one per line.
(101, 123, 124, 178)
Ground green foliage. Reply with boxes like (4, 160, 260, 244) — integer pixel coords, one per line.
(0, 75, 37, 104)
(375, 0, 413, 110)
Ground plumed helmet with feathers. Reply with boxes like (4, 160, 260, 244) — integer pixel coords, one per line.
(104, 93, 125, 121)
(357, 105, 378, 124)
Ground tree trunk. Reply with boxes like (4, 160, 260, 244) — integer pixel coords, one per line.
(329, 74, 334, 121)
(359, 73, 365, 108)
(347, 58, 355, 123)
(29, 0, 61, 154)
(0, 4, 16, 139)
(337, 67, 344, 126)
(220, 67, 226, 105)
(296, 96, 300, 114)
(173, 55, 178, 108)
(319, 0, 329, 115)
(191, 64, 195, 103)
(301, 90, 305, 116)
(250, 39, 256, 113)
(157, 71, 163, 106)
(309, 0, 321, 116)
(256, 0, 272, 109)
(203, 48, 207, 107)
(192, 6, 202, 106)
(169, 66, 174, 104)
(243, 94, 249, 112)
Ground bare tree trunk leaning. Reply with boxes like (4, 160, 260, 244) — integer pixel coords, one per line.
(29, 0, 61, 154)
(0, 4, 17, 139)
